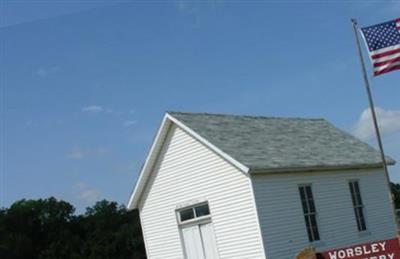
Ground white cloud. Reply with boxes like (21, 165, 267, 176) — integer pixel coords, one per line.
(112, 162, 138, 174)
(105, 108, 114, 114)
(353, 107, 400, 140)
(176, 0, 190, 12)
(174, 0, 220, 26)
(73, 182, 101, 204)
(25, 120, 36, 127)
(176, 0, 218, 13)
(66, 147, 109, 159)
(94, 147, 109, 156)
(37, 68, 48, 77)
(82, 105, 103, 113)
(66, 148, 85, 159)
(36, 66, 59, 77)
(124, 120, 137, 127)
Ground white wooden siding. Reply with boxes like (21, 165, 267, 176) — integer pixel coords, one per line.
(252, 169, 397, 259)
(139, 124, 265, 259)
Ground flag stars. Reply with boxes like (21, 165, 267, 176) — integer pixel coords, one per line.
(362, 21, 400, 51)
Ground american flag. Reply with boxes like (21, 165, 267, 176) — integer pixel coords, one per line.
(361, 18, 400, 76)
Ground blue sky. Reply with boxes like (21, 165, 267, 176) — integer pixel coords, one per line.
(1, 0, 399, 213)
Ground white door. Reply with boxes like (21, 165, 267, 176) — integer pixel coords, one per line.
(182, 223, 219, 259)
(182, 225, 205, 259)
(199, 223, 219, 259)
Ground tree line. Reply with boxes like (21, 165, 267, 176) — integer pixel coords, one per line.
(1, 184, 400, 259)
(0, 198, 146, 259)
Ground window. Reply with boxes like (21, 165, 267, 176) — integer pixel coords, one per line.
(194, 204, 210, 217)
(180, 208, 195, 222)
(179, 203, 210, 223)
(299, 185, 320, 242)
(349, 180, 367, 231)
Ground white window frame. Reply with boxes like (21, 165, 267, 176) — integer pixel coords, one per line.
(177, 202, 212, 226)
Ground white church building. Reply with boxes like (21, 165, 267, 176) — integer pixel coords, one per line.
(128, 112, 397, 259)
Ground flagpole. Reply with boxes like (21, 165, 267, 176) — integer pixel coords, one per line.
(351, 18, 398, 228)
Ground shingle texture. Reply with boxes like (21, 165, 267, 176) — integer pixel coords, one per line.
(169, 112, 395, 171)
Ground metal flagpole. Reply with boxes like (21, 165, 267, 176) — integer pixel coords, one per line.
(351, 18, 398, 227)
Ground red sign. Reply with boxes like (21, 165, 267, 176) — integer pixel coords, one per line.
(317, 238, 400, 259)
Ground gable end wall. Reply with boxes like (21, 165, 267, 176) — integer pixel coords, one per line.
(138, 124, 266, 259)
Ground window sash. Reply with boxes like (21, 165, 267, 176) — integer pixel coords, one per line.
(299, 185, 320, 242)
(194, 204, 210, 218)
(180, 208, 195, 222)
(179, 203, 211, 224)
(349, 181, 367, 231)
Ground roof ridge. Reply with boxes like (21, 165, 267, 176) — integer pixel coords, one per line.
(167, 111, 325, 121)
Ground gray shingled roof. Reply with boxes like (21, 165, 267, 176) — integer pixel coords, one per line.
(169, 112, 395, 172)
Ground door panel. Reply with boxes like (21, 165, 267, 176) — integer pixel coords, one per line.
(199, 223, 219, 259)
(182, 223, 219, 259)
(182, 225, 205, 259)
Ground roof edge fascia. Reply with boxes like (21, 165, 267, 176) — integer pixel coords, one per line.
(249, 162, 395, 175)
(127, 114, 171, 210)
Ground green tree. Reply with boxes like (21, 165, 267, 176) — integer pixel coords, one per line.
(0, 198, 146, 259)
(0, 198, 76, 259)
(391, 182, 400, 209)
(79, 200, 146, 259)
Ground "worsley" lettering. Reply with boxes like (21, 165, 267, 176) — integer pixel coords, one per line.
(328, 242, 387, 259)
